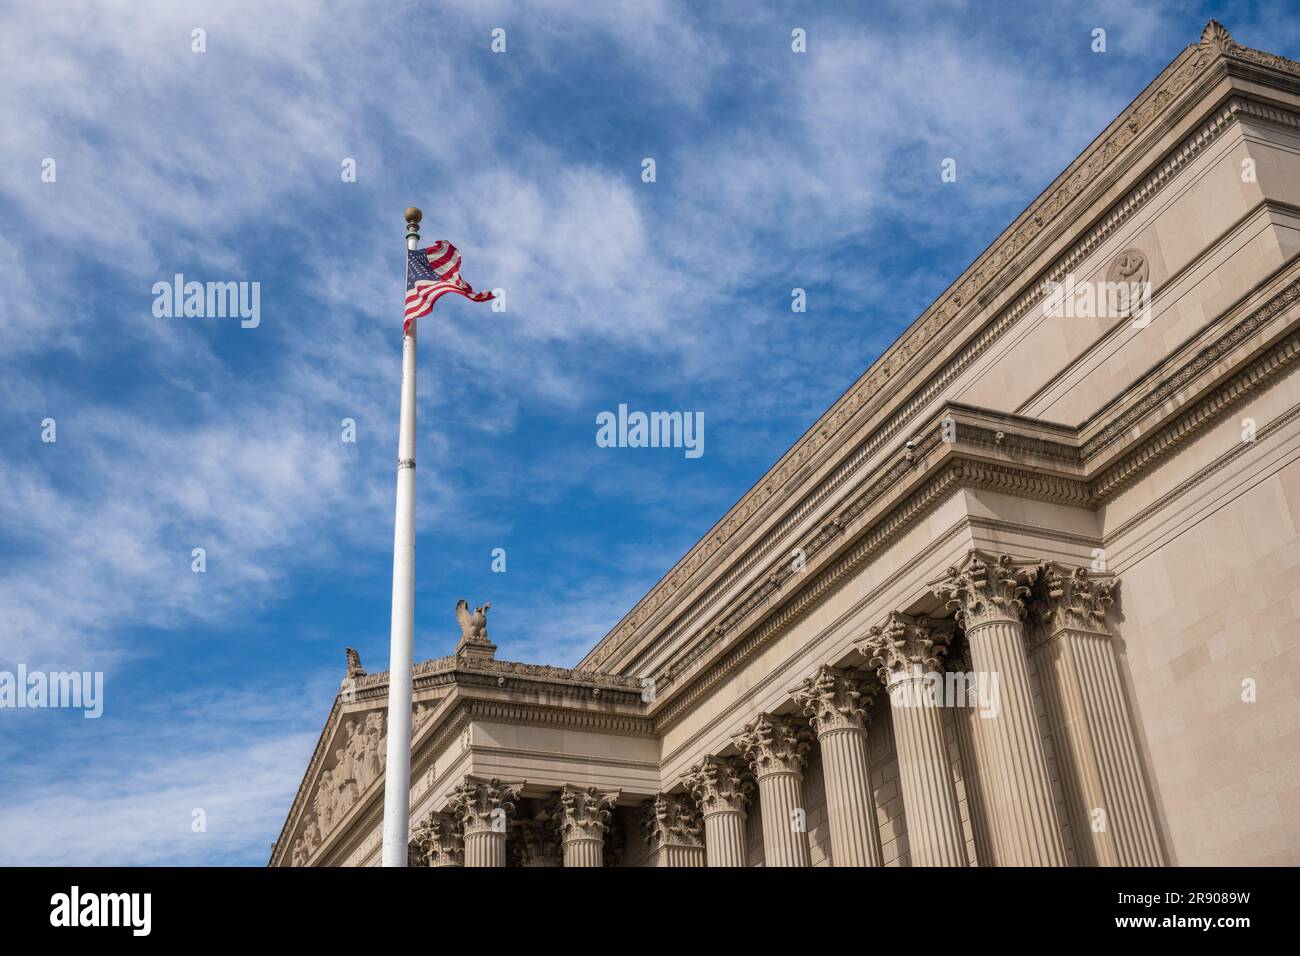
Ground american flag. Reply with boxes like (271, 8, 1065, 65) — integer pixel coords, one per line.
(404, 241, 494, 333)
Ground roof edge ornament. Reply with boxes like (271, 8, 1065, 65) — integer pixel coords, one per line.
(1200, 20, 1234, 52)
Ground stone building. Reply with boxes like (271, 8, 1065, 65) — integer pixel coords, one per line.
(272, 22, 1300, 867)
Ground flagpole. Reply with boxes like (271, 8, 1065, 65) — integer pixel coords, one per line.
(381, 206, 422, 866)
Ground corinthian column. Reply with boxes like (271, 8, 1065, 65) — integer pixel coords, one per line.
(448, 777, 521, 868)
(944, 643, 998, 866)
(508, 820, 562, 868)
(412, 811, 464, 867)
(859, 615, 967, 866)
(792, 666, 883, 867)
(640, 794, 705, 867)
(554, 785, 619, 867)
(933, 553, 1068, 866)
(733, 714, 812, 867)
(1028, 565, 1164, 866)
(682, 755, 753, 867)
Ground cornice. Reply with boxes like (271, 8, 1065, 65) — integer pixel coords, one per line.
(582, 73, 1298, 677)
(269, 656, 648, 866)
(648, 273, 1300, 733)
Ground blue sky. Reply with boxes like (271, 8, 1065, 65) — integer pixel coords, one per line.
(2, 0, 1296, 865)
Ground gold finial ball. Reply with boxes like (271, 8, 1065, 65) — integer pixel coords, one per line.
(405, 207, 423, 225)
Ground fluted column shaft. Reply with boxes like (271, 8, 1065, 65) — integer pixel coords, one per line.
(755, 769, 811, 867)
(793, 666, 883, 867)
(650, 844, 706, 867)
(641, 794, 706, 867)
(448, 778, 520, 869)
(935, 553, 1068, 867)
(701, 810, 748, 867)
(966, 618, 1068, 866)
(1029, 565, 1163, 865)
(562, 836, 603, 867)
(887, 668, 967, 865)
(734, 715, 812, 867)
(947, 653, 998, 866)
(1034, 580, 1170, 868)
(861, 615, 968, 866)
(555, 785, 619, 868)
(818, 728, 884, 866)
(463, 830, 506, 867)
(683, 755, 753, 867)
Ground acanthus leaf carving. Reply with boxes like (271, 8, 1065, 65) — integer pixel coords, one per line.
(858, 613, 955, 685)
(732, 713, 812, 777)
(1029, 563, 1118, 642)
(553, 785, 619, 843)
(932, 552, 1038, 629)
(792, 665, 877, 734)
(449, 777, 522, 836)
(681, 755, 753, 815)
(640, 793, 704, 851)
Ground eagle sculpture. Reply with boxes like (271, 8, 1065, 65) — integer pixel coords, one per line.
(455, 599, 491, 644)
(345, 647, 365, 678)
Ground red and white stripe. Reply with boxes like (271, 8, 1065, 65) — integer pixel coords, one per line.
(403, 242, 494, 334)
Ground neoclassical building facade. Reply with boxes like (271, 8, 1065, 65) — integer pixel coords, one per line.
(272, 22, 1300, 867)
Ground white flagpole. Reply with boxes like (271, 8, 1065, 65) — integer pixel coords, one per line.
(381, 206, 422, 866)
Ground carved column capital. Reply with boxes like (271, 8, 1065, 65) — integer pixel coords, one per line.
(931, 552, 1038, 629)
(682, 754, 753, 815)
(792, 665, 878, 734)
(554, 785, 619, 844)
(508, 819, 562, 867)
(448, 777, 522, 836)
(1028, 563, 1117, 643)
(640, 794, 704, 851)
(859, 612, 955, 685)
(733, 713, 812, 777)
(412, 811, 464, 867)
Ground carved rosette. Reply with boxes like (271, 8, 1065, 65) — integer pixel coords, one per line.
(448, 778, 522, 836)
(682, 755, 753, 815)
(508, 819, 562, 867)
(1028, 564, 1117, 643)
(640, 794, 704, 851)
(553, 785, 619, 844)
(932, 552, 1038, 629)
(412, 812, 464, 867)
(792, 665, 877, 734)
(733, 714, 812, 778)
(859, 613, 955, 685)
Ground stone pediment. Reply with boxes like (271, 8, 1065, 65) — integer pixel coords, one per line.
(270, 649, 651, 866)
